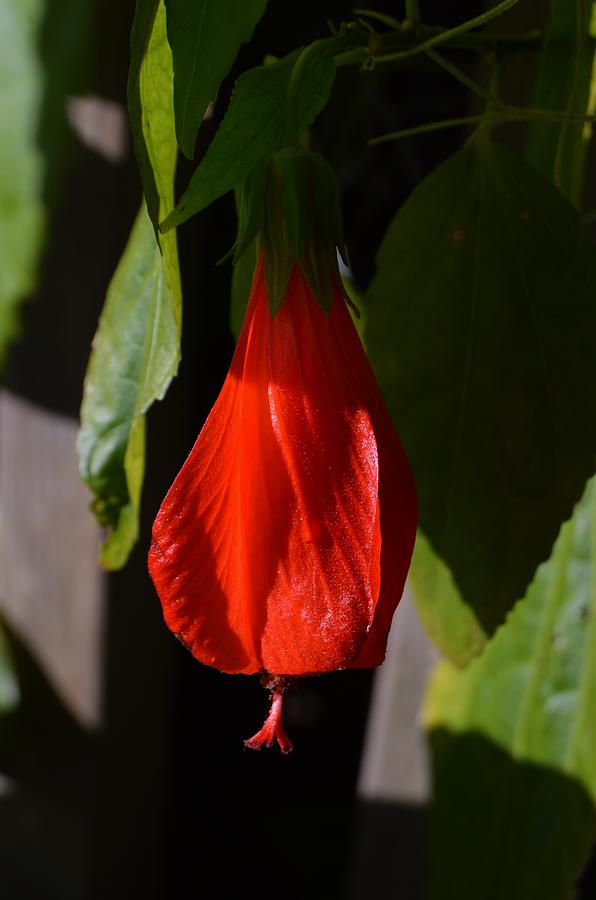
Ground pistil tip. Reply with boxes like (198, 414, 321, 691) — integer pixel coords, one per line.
(245, 682, 294, 754)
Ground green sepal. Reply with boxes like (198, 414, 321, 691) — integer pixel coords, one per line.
(232, 157, 268, 263)
(235, 147, 345, 316)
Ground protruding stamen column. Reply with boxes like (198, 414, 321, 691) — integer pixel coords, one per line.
(244, 675, 294, 753)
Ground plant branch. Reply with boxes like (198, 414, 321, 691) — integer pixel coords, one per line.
(369, 107, 596, 145)
(334, 24, 540, 69)
(353, 8, 402, 30)
(425, 48, 496, 105)
(373, 0, 521, 63)
(368, 114, 493, 143)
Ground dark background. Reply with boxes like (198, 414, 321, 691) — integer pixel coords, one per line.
(3, 1, 595, 898)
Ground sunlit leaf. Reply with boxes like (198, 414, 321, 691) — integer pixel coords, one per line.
(424, 474, 596, 899)
(409, 531, 486, 667)
(128, 0, 161, 228)
(365, 136, 596, 662)
(165, 0, 268, 159)
(78, 205, 179, 568)
(161, 52, 336, 231)
(0, 0, 45, 370)
(80, 0, 181, 568)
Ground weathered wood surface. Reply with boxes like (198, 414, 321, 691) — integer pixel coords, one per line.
(0, 388, 104, 727)
(358, 586, 436, 804)
(346, 587, 436, 900)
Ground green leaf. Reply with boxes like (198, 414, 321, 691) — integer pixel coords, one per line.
(424, 474, 596, 900)
(80, 0, 181, 568)
(365, 136, 596, 662)
(165, 0, 268, 159)
(161, 52, 336, 231)
(128, 0, 180, 229)
(0, 0, 45, 370)
(525, 0, 594, 206)
(78, 205, 180, 569)
(409, 531, 486, 667)
(128, 0, 161, 226)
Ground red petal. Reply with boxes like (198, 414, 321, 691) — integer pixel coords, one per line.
(149, 257, 417, 675)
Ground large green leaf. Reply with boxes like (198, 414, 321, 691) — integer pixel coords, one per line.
(161, 52, 336, 231)
(80, 1, 181, 569)
(0, 0, 45, 370)
(409, 531, 486, 667)
(165, 0, 268, 159)
(424, 474, 596, 900)
(525, 0, 594, 206)
(365, 136, 596, 662)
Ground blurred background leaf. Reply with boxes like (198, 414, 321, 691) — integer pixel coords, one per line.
(165, 0, 268, 159)
(0, 0, 45, 370)
(0, 624, 19, 717)
(0, 0, 97, 374)
(424, 472, 596, 900)
(365, 136, 596, 663)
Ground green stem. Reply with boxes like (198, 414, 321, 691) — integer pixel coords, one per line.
(553, 0, 590, 199)
(368, 113, 494, 143)
(353, 8, 402, 30)
(368, 107, 596, 145)
(426, 47, 596, 123)
(334, 24, 540, 69)
(374, 0, 520, 63)
(405, 0, 421, 24)
(425, 48, 496, 105)
(282, 36, 346, 146)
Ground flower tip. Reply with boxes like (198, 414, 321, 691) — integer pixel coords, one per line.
(244, 685, 294, 754)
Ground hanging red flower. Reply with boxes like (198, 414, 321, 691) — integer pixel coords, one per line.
(148, 149, 417, 752)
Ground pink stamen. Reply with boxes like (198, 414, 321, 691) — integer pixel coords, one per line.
(245, 686, 293, 754)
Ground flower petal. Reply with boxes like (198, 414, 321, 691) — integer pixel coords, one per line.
(149, 256, 417, 676)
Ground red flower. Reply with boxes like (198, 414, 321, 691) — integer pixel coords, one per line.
(148, 254, 417, 751)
